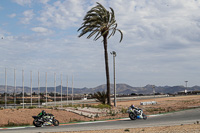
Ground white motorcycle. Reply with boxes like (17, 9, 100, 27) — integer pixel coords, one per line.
(127, 107, 147, 120)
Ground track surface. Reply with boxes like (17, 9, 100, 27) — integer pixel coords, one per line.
(1, 108, 200, 133)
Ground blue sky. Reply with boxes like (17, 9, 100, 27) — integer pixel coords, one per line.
(0, 0, 200, 88)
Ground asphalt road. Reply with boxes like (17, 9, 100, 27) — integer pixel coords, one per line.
(1, 108, 200, 133)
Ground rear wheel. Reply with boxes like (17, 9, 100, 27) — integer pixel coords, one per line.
(129, 113, 137, 120)
(53, 119, 59, 126)
(33, 119, 43, 127)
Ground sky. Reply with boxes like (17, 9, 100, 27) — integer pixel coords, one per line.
(0, 0, 200, 88)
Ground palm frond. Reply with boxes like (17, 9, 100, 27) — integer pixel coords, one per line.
(78, 2, 123, 42)
(108, 28, 116, 39)
(116, 29, 123, 42)
(94, 31, 101, 41)
(87, 29, 99, 39)
(109, 7, 115, 23)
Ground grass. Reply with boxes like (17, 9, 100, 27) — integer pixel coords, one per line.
(3, 120, 30, 127)
(145, 107, 165, 113)
(91, 104, 111, 109)
(69, 118, 85, 123)
(28, 106, 37, 109)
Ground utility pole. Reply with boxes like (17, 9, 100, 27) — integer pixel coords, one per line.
(22, 69, 24, 109)
(45, 72, 47, 106)
(67, 76, 68, 105)
(5, 68, 7, 109)
(38, 71, 40, 107)
(111, 51, 117, 107)
(30, 71, 32, 106)
(54, 73, 56, 106)
(72, 75, 73, 105)
(61, 74, 63, 108)
(14, 69, 16, 108)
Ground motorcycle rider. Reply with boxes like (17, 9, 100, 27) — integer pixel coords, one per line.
(37, 110, 52, 125)
(130, 104, 140, 115)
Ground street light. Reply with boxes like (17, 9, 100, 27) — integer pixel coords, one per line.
(111, 51, 116, 107)
(185, 81, 188, 94)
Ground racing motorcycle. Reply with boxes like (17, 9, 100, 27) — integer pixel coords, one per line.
(32, 113, 59, 127)
(127, 107, 147, 120)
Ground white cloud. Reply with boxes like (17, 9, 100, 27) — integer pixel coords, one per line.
(31, 27, 53, 35)
(37, 0, 86, 29)
(38, 0, 50, 4)
(8, 13, 16, 18)
(21, 10, 34, 24)
(12, 0, 32, 6)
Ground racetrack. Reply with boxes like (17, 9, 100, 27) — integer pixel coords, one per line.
(1, 108, 200, 133)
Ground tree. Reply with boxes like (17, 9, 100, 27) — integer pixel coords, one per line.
(93, 91, 107, 104)
(78, 2, 123, 105)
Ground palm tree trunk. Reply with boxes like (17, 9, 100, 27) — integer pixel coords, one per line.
(103, 36, 111, 105)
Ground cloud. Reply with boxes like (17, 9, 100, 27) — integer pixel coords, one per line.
(8, 13, 16, 18)
(31, 27, 53, 35)
(21, 10, 34, 24)
(37, 0, 86, 29)
(38, 0, 50, 4)
(12, 0, 32, 6)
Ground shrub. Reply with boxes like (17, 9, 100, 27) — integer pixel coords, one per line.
(28, 106, 37, 109)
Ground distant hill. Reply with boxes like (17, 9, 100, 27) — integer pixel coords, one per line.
(0, 84, 200, 95)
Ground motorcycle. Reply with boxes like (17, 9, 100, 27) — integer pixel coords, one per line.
(32, 113, 59, 127)
(127, 107, 147, 120)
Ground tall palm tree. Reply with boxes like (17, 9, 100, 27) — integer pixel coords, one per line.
(78, 2, 123, 105)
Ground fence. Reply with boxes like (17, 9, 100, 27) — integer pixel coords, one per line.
(0, 67, 74, 109)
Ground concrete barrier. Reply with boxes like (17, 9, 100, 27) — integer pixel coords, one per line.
(140, 101, 157, 105)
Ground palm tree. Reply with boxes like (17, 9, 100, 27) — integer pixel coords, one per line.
(78, 2, 123, 105)
(93, 91, 107, 104)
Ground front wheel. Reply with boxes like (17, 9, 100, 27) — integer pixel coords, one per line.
(33, 119, 43, 127)
(129, 113, 137, 120)
(143, 114, 147, 120)
(53, 119, 59, 126)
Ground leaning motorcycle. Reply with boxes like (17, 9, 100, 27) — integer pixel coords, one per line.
(32, 113, 59, 127)
(127, 107, 147, 120)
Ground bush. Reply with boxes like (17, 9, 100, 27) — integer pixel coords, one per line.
(17, 106, 23, 110)
(91, 104, 111, 109)
(121, 108, 127, 114)
(28, 106, 37, 109)
(92, 91, 107, 104)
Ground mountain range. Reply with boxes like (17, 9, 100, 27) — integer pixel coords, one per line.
(0, 84, 200, 95)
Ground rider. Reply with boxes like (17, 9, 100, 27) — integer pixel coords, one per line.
(130, 104, 140, 115)
(37, 110, 52, 125)
(38, 110, 46, 118)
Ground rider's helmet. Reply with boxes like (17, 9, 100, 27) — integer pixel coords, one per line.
(131, 104, 135, 108)
(42, 110, 46, 115)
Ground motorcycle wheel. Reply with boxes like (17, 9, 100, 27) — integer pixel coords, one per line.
(33, 119, 43, 127)
(143, 114, 147, 120)
(129, 113, 137, 120)
(53, 119, 59, 126)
